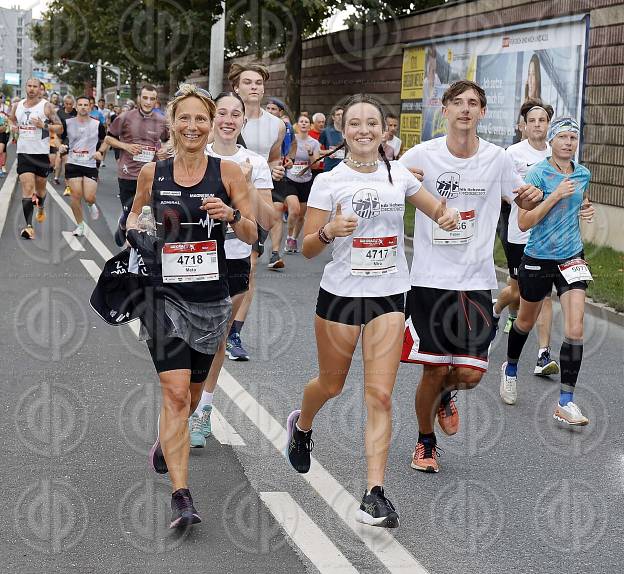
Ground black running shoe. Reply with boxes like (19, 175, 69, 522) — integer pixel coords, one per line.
(114, 217, 126, 247)
(285, 409, 313, 473)
(356, 486, 399, 528)
(148, 438, 168, 474)
(170, 488, 201, 529)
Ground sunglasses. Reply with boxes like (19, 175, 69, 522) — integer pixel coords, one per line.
(174, 87, 212, 99)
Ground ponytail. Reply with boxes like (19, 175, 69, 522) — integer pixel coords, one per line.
(378, 144, 393, 184)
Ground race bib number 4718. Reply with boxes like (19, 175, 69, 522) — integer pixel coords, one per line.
(162, 241, 218, 283)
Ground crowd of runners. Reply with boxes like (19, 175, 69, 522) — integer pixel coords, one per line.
(8, 63, 596, 530)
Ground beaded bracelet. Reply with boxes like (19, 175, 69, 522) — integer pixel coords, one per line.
(318, 225, 334, 244)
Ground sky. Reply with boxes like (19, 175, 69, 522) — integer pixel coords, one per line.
(0, 1, 46, 18)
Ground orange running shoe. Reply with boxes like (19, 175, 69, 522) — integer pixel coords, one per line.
(437, 392, 459, 436)
(411, 440, 439, 473)
(20, 225, 34, 239)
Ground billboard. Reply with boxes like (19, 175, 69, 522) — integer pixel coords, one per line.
(4, 72, 20, 86)
(400, 17, 588, 149)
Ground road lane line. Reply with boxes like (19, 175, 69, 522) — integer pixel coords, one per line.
(62, 231, 86, 251)
(47, 183, 114, 261)
(217, 369, 429, 574)
(79, 258, 140, 338)
(0, 162, 18, 238)
(260, 492, 358, 574)
(210, 406, 246, 446)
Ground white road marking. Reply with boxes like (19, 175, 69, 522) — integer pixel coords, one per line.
(210, 406, 246, 445)
(0, 162, 18, 238)
(260, 492, 358, 574)
(62, 231, 86, 251)
(79, 258, 140, 338)
(46, 183, 114, 261)
(217, 369, 430, 574)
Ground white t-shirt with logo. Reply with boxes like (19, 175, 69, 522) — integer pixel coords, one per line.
(307, 161, 421, 297)
(400, 136, 524, 291)
(506, 139, 550, 244)
(205, 143, 273, 259)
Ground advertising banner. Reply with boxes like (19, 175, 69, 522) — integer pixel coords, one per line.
(400, 17, 587, 148)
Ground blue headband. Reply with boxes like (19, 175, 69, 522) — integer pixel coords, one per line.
(547, 117, 580, 142)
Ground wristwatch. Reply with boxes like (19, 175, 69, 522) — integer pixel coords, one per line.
(230, 208, 241, 224)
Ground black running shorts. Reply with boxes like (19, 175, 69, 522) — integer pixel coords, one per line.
(316, 286, 405, 326)
(146, 336, 214, 383)
(118, 178, 138, 213)
(518, 252, 588, 303)
(65, 164, 99, 182)
(17, 153, 50, 178)
(227, 257, 251, 297)
(402, 286, 494, 372)
(506, 242, 526, 280)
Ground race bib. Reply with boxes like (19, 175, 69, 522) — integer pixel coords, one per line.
(558, 258, 593, 284)
(133, 145, 156, 163)
(351, 236, 398, 276)
(289, 162, 308, 176)
(69, 149, 90, 162)
(330, 147, 345, 159)
(19, 125, 37, 139)
(433, 210, 476, 245)
(162, 241, 218, 283)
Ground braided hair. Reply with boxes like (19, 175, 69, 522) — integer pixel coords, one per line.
(302, 94, 393, 184)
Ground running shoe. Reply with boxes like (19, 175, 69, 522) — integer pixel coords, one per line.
(503, 315, 516, 334)
(0, 171, 5, 178)
(499, 362, 517, 405)
(355, 486, 399, 529)
(284, 237, 298, 253)
(553, 401, 589, 426)
(282, 210, 288, 223)
(226, 333, 250, 361)
(267, 251, 285, 269)
(170, 488, 201, 529)
(114, 216, 127, 247)
(437, 392, 459, 436)
(89, 203, 100, 220)
(20, 225, 34, 240)
(285, 409, 313, 474)
(53, 177, 60, 185)
(35, 206, 46, 223)
(411, 439, 439, 473)
(72, 223, 85, 237)
(534, 347, 560, 376)
(189, 413, 205, 448)
(149, 416, 168, 474)
(198, 405, 212, 438)
(63, 185, 71, 196)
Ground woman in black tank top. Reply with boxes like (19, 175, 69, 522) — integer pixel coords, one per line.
(125, 84, 257, 529)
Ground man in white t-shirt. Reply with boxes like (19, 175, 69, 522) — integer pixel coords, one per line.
(399, 80, 543, 474)
(494, 99, 559, 377)
(386, 113, 402, 158)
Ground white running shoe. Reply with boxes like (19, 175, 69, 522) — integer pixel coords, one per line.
(553, 401, 589, 426)
(89, 203, 100, 220)
(499, 362, 517, 405)
(72, 223, 85, 237)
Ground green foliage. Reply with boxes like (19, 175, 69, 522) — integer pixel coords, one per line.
(340, 0, 447, 27)
(0, 84, 13, 98)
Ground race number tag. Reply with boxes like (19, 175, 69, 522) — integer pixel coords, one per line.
(289, 162, 308, 176)
(433, 210, 476, 245)
(558, 258, 593, 284)
(69, 149, 90, 162)
(161, 241, 218, 283)
(19, 125, 37, 139)
(133, 145, 156, 163)
(351, 236, 398, 276)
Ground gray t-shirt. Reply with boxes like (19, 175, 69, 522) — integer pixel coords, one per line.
(65, 116, 106, 168)
(286, 135, 320, 183)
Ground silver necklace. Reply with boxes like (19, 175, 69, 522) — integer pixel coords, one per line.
(345, 155, 379, 168)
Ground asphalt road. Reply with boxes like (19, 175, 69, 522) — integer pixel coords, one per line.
(1, 155, 622, 574)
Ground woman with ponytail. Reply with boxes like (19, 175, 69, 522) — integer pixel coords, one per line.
(284, 94, 460, 528)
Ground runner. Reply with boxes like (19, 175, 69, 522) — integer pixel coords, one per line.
(226, 62, 286, 359)
(494, 99, 561, 376)
(385, 112, 402, 158)
(399, 80, 543, 473)
(128, 84, 257, 528)
(61, 96, 107, 237)
(319, 105, 344, 172)
(57, 95, 78, 195)
(283, 114, 320, 253)
(0, 94, 11, 177)
(9, 77, 63, 239)
(308, 112, 325, 178)
(190, 91, 275, 444)
(104, 84, 169, 246)
(285, 94, 460, 528)
(500, 117, 595, 424)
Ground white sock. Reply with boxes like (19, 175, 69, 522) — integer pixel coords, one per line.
(295, 422, 310, 433)
(194, 391, 213, 415)
(538, 347, 548, 357)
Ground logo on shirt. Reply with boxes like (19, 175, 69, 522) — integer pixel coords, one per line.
(352, 188, 381, 219)
(436, 172, 461, 199)
(160, 190, 180, 196)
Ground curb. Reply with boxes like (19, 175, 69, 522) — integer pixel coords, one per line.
(404, 235, 624, 328)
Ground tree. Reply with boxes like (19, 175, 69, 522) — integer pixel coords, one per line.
(1, 84, 14, 99)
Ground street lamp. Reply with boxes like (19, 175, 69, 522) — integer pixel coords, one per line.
(59, 58, 122, 103)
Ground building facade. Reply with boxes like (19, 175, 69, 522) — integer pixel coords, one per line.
(0, 7, 34, 99)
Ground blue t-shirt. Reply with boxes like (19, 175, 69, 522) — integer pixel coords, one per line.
(281, 121, 295, 157)
(319, 125, 344, 172)
(524, 159, 591, 260)
(89, 109, 106, 126)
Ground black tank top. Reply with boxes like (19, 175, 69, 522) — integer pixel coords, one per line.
(151, 156, 230, 302)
